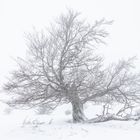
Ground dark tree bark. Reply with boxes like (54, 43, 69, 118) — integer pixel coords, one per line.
(71, 98, 86, 123)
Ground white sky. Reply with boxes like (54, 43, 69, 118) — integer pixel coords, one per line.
(0, 0, 140, 86)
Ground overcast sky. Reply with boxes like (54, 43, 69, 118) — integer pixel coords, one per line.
(0, 0, 140, 86)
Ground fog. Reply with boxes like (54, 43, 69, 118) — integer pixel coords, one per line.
(0, 0, 140, 86)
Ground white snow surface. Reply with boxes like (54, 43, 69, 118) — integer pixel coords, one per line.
(0, 102, 140, 140)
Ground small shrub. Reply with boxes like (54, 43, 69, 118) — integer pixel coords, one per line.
(65, 110, 71, 115)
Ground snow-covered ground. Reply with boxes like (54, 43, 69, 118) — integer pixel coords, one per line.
(0, 102, 140, 140)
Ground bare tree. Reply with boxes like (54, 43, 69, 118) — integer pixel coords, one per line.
(4, 10, 140, 123)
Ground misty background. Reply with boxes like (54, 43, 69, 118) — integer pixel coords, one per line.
(0, 0, 140, 87)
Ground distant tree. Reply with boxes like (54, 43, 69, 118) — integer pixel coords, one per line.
(4, 10, 140, 123)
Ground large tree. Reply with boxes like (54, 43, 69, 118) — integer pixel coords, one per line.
(4, 10, 140, 123)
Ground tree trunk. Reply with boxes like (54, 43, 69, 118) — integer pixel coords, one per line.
(71, 99, 86, 123)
